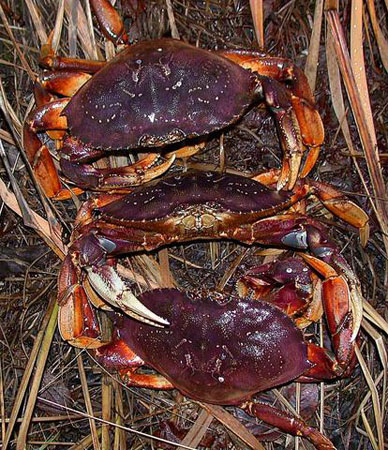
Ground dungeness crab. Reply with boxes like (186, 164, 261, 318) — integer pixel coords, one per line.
(57, 170, 368, 449)
(24, 0, 324, 199)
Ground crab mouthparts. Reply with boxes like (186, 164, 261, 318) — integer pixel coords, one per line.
(86, 266, 169, 327)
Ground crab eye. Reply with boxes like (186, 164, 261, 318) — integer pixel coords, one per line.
(92, 208, 102, 219)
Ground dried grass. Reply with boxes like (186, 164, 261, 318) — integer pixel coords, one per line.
(0, 0, 387, 449)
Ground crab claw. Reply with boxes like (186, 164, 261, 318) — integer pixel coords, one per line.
(276, 110, 304, 191)
(58, 252, 168, 348)
(60, 146, 176, 192)
(86, 265, 169, 327)
(299, 253, 361, 371)
(58, 254, 104, 348)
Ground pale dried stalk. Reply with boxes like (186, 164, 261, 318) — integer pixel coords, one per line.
(0, 358, 6, 444)
(326, 21, 378, 230)
(101, 374, 112, 449)
(0, 178, 65, 258)
(24, 0, 48, 44)
(113, 380, 126, 450)
(199, 403, 265, 449)
(166, 0, 180, 39)
(51, 0, 65, 52)
(176, 409, 213, 450)
(326, 7, 388, 248)
(15, 298, 59, 450)
(250, 0, 264, 48)
(305, 0, 324, 91)
(363, 301, 388, 334)
(355, 345, 384, 449)
(76, 350, 101, 450)
(350, 0, 378, 154)
(366, 0, 388, 72)
(64, 0, 96, 59)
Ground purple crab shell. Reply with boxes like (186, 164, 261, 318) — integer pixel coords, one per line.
(98, 171, 291, 222)
(63, 39, 258, 150)
(115, 288, 311, 405)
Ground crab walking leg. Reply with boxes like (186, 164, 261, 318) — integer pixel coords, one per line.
(300, 253, 360, 364)
(39, 32, 106, 73)
(219, 52, 317, 103)
(119, 369, 175, 389)
(308, 180, 370, 246)
(60, 142, 176, 191)
(22, 98, 81, 199)
(221, 52, 324, 141)
(37, 71, 92, 98)
(267, 79, 304, 190)
(301, 224, 363, 343)
(89, 0, 128, 45)
(242, 402, 335, 450)
(253, 170, 370, 245)
(40, 52, 106, 73)
(94, 338, 174, 389)
(221, 51, 324, 187)
(255, 75, 307, 190)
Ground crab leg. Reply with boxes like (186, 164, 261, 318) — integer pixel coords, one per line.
(257, 75, 307, 189)
(38, 71, 92, 98)
(39, 36, 106, 73)
(89, 0, 128, 45)
(58, 255, 104, 348)
(309, 180, 370, 246)
(59, 136, 176, 191)
(242, 401, 335, 450)
(219, 52, 316, 102)
(23, 98, 83, 199)
(254, 170, 370, 245)
(39, 54, 106, 74)
(221, 50, 324, 189)
(300, 254, 359, 368)
(94, 337, 174, 389)
(40, 53, 106, 73)
(119, 369, 174, 389)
